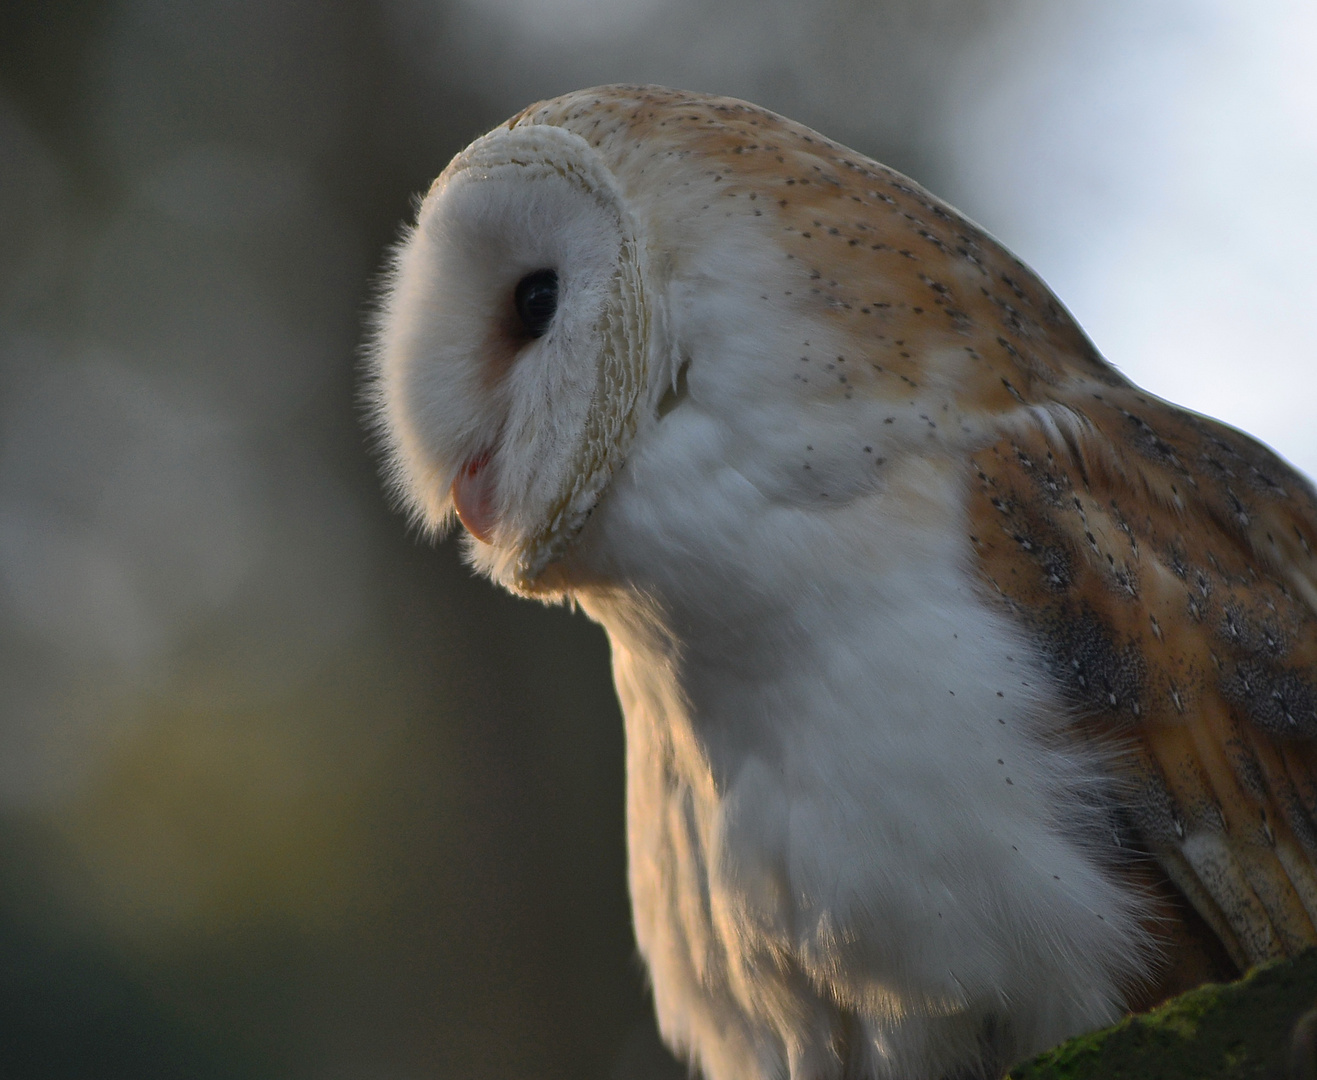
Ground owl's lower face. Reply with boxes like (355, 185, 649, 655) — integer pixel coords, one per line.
(370, 122, 656, 593)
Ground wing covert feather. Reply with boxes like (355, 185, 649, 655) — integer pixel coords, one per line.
(968, 388, 1317, 979)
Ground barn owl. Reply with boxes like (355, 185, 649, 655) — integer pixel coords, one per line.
(367, 86, 1317, 1080)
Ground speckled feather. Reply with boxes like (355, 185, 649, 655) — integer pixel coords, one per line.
(507, 85, 1317, 982)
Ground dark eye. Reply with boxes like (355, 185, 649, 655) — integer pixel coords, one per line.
(514, 268, 559, 338)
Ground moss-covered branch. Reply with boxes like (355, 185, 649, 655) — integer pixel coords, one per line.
(1008, 950, 1317, 1080)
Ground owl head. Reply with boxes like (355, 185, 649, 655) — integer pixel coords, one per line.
(366, 111, 676, 595)
(368, 85, 1110, 599)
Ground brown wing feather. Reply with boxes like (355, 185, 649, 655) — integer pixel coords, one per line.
(967, 387, 1317, 996)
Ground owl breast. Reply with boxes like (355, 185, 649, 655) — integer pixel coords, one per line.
(565, 394, 1152, 1077)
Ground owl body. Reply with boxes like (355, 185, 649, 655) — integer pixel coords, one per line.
(370, 86, 1317, 1079)
(574, 452, 1149, 1078)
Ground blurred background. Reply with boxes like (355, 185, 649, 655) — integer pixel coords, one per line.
(1, 1, 1315, 1077)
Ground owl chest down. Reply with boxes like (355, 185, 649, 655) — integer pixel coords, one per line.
(571, 434, 1154, 1080)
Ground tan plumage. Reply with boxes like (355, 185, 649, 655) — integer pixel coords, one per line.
(970, 394, 1317, 994)
(374, 85, 1317, 1076)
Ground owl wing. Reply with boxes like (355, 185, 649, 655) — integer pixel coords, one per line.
(968, 383, 1317, 977)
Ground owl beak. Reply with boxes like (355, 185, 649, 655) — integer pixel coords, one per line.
(451, 451, 497, 543)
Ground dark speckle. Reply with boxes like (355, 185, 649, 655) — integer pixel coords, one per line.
(1222, 662, 1317, 738)
(1037, 604, 1145, 719)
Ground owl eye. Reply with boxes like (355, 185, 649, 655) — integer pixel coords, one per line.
(513, 269, 559, 338)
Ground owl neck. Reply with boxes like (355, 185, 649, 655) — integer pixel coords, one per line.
(569, 448, 996, 783)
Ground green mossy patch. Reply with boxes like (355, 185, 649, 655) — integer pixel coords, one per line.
(1008, 950, 1317, 1080)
